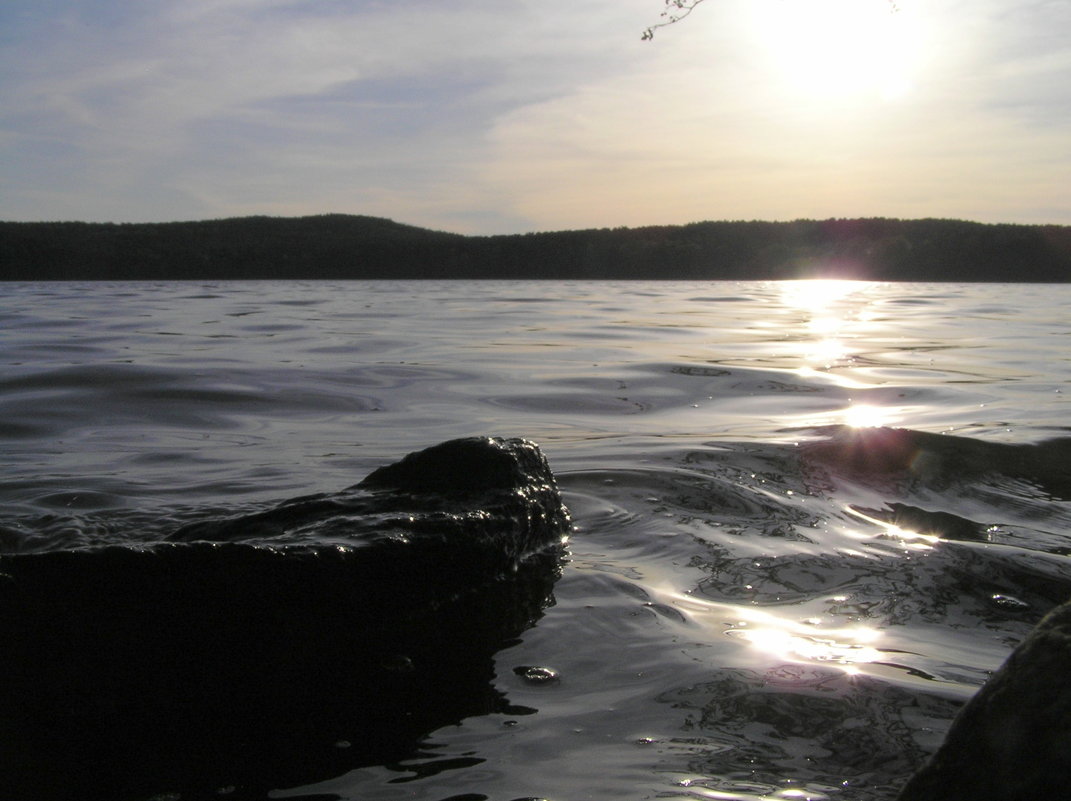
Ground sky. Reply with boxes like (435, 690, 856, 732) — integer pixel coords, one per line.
(1, 0, 1068, 234)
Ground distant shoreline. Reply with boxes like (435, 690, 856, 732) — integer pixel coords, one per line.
(3, 214, 1069, 282)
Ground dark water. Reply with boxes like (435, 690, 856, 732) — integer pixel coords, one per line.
(2, 280, 1070, 800)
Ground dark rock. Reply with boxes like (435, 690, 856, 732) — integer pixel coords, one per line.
(0, 437, 569, 801)
(897, 598, 1071, 800)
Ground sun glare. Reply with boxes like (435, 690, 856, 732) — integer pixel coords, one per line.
(661, 590, 884, 673)
(747, 0, 919, 101)
(843, 403, 892, 428)
(780, 279, 860, 311)
(848, 506, 939, 549)
(730, 610, 883, 669)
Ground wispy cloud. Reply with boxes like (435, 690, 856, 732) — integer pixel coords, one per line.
(0, 0, 1067, 230)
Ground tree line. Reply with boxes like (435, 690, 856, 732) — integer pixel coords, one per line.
(2, 214, 1069, 281)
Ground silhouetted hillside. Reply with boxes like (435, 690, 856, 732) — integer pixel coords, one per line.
(2, 214, 1069, 281)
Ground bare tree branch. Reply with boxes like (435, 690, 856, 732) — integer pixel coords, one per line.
(642, 0, 900, 42)
(642, 0, 708, 41)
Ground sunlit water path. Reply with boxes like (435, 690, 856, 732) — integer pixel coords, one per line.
(2, 280, 1069, 800)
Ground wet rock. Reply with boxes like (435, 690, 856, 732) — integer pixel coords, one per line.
(0, 437, 569, 801)
(898, 598, 1071, 800)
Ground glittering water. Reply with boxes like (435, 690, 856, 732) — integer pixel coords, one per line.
(2, 280, 1070, 800)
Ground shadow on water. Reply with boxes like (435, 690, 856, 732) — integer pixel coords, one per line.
(0, 438, 567, 801)
(1, 548, 561, 801)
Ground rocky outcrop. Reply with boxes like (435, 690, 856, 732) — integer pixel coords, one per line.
(898, 598, 1071, 800)
(0, 437, 569, 801)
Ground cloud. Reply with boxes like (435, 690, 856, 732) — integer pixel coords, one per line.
(1, 0, 655, 226)
(477, 0, 1071, 229)
(0, 0, 1067, 229)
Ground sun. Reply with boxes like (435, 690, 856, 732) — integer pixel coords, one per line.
(745, 0, 920, 101)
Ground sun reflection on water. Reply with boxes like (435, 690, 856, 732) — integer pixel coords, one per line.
(847, 505, 939, 550)
(727, 609, 883, 671)
(665, 590, 884, 674)
(777, 279, 872, 373)
(802, 337, 848, 369)
(841, 403, 895, 428)
(786, 400, 906, 431)
(780, 279, 863, 311)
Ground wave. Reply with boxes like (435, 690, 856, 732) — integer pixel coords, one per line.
(801, 425, 1071, 501)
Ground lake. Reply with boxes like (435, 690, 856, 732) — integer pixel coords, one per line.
(2, 280, 1069, 801)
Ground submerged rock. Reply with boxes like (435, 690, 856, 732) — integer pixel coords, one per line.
(0, 437, 569, 801)
(897, 598, 1071, 800)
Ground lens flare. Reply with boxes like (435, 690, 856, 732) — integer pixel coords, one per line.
(747, 0, 922, 102)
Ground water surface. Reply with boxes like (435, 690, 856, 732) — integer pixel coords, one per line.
(2, 280, 1069, 800)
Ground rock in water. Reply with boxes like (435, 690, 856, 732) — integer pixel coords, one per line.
(898, 599, 1071, 800)
(0, 437, 569, 801)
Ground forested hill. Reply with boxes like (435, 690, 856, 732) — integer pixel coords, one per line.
(2, 214, 1070, 281)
